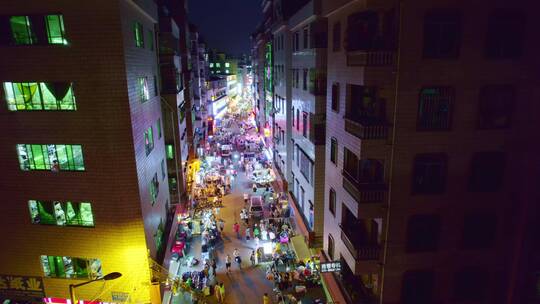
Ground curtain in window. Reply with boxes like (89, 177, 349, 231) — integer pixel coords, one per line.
(44, 82, 70, 101)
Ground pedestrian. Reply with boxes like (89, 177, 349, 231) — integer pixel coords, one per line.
(233, 222, 240, 239)
(233, 248, 242, 269)
(263, 293, 270, 304)
(243, 193, 249, 204)
(245, 226, 251, 241)
(218, 218, 225, 235)
(253, 224, 260, 239)
(218, 282, 225, 303)
(250, 250, 256, 266)
(214, 281, 223, 303)
(225, 255, 232, 274)
(252, 183, 257, 193)
(212, 258, 217, 275)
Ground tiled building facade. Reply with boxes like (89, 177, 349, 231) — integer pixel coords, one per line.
(0, 0, 171, 302)
(321, 0, 538, 303)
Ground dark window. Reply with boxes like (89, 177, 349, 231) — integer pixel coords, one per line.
(303, 26, 309, 49)
(461, 212, 497, 249)
(417, 87, 454, 131)
(327, 234, 335, 260)
(468, 152, 505, 192)
(330, 138, 337, 164)
(344, 147, 359, 181)
(153, 75, 158, 96)
(302, 111, 308, 137)
(347, 85, 382, 123)
(401, 270, 435, 304)
(346, 11, 378, 51)
(292, 107, 295, 126)
(358, 159, 384, 183)
(485, 9, 525, 59)
(299, 147, 313, 183)
(412, 153, 447, 194)
(329, 188, 336, 216)
(303, 69, 308, 90)
(332, 22, 341, 52)
(477, 85, 514, 129)
(296, 109, 300, 130)
(331, 83, 340, 112)
(423, 10, 461, 58)
(148, 29, 154, 50)
(406, 214, 440, 252)
(453, 267, 489, 301)
(294, 31, 300, 51)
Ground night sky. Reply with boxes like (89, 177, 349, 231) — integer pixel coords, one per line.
(188, 0, 262, 56)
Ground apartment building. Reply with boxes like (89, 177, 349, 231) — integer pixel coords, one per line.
(321, 0, 538, 303)
(287, 0, 327, 247)
(207, 75, 228, 129)
(208, 50, 238, 76)
(0, 0, 170, 303)
(189, 25, 209, 152)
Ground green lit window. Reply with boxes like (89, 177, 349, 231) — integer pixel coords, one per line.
(17, 144, 85, 171)
(150, 173, 159, 204)
(145, 126, 154, 155)
(45, 14, 67, 45)
(226, 69, 230, 74)
(138, 77, 149, 102)
(40, 255, 102, 279)
(157, 118, 162, 139)
(3, 82, 76, 111)
(10, 16, 36, 45)
(225, 62, 230, 67)
(148, 29, 154, 50)
(154, 219, 165, 253)
(216, 63, 221, 68)
(134, 21, 144, 47)
(166, 144, 174, 159)
(209, 63, 214, 68)
(29, 200, 94, 227)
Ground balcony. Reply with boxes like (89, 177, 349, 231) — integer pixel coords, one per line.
(347, 50, 395, 66)
(342, 170, 387, 204)
(344, 117, 388, 140)
(340, 224, 381, 260)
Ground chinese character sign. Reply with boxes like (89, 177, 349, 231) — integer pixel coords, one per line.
(0, 274, 45, 300)
(319, 261, 342, 273)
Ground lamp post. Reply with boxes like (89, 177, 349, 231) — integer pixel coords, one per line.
(69, 272, 122, 304)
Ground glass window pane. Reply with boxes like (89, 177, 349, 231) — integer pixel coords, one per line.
(79, 202, 94, 226)
(17, 144, 30, 170)
(40, 255, 51, 277)
(31, 145, 46, 170)
(40, 83, 59, 110)
(37, 201, 55, 225)
(10, 16, 35, 45)
(63, 256, 74, 278)
(73, 258, 88, 278)
(89, 259, 102, 279)
(60, 84, 76, 110)
(65, 202, 78, 225)
(72, 145, 85, 170)
(52, 256, 65, 277)
(28, 200, 39, 223)
(14, 82, 42, 110)
(45, 15, 67, 45)
(53, 201, 66, 226)
(57, 144, 71, 170)
(4, 82, 16, 111)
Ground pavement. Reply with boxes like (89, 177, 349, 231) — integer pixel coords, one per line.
(171, 162, 275, 304)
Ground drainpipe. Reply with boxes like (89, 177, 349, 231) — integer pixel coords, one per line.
(379, 1, 403, 302)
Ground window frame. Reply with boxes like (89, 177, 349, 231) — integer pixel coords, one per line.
(9, 15, 36, 45)
(422, 10, 462, 59)
(417, 86, 454, 131)
(411, 153, 448, 194)
(331, 82, 340, 112)
(134, 21, 144, 48)
(477, 85, 514, 129)
(329, 188, 336, 216)
(330, 137, 338, 164)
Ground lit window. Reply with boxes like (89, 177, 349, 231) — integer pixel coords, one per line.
(144, 126, 154, 156)
(225, 62, 230, 67)
(225, 69, 230, 74)
(216, 63, 221, 68)
(3, 82, 76, 111)
(138, 77, 149, 102)
(134, 21, 144, 48)
(9, 16, 36, 45)
(17, 144, 85, 171)
(45, 15, 67, 45)
(209, 63, 214, 68)
(29, 200, 94, 227)
(166, 144, 174, 159)
(40, 255, 102, 279)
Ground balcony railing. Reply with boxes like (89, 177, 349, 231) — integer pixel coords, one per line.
(347, 50, 395, 66)
(342, 170, 387, 203)
(340, 224, 381, 260)
(344, 117, 388, 140)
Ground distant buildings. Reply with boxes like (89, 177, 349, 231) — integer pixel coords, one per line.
(252, 0, 538, 303)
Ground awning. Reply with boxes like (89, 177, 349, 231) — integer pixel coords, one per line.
(290, 235, 311, 262)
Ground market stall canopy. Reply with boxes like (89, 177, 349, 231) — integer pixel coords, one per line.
(290, 235, 311, 262)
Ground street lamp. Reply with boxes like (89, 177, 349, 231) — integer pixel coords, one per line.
(69, 272, 122, 304)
